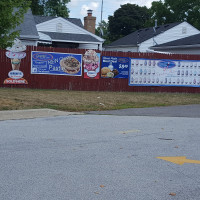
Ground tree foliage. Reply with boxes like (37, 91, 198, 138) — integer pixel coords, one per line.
(30, 0, 45, 15)
(45, 0, 70, 18)
(108, 3, 150, 42)
(150, 0, 200, 29)
(30, 0, 70, 18)
(0, 0, 30, 49)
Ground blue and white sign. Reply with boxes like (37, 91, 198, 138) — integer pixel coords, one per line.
(31, 51, 82, 76)
(129, 58, 200, 87)
(101, 56, 129, 78)
(8, 70, 24, 79)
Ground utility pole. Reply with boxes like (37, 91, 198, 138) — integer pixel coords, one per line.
(100, 0, 103, 37)
(101, 0, 103, 24)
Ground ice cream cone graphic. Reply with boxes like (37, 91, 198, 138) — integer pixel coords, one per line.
(4, 39, 28, 84)
(11, 58, 21, 70)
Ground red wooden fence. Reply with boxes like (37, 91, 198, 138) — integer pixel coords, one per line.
(1, 46, 200, 93)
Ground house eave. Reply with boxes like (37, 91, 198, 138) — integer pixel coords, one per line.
(20, 35, 39, 40)
(52, 39, 102, 44)
(106, 44, 139, 48)
(150, 44, 200, 50)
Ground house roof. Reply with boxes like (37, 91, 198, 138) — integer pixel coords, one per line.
(16, 9, 103, 45)
(106, 22, 182, 47)
(15, 9, 39, 39)
(33, 15, 84, 28)
(151, 33, 200, 49)
(39, 31, 100, 43)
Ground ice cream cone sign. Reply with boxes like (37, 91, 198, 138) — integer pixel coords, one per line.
(4, 38, 28, 84)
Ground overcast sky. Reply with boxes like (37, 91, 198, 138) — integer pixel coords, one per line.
(68, 0, 159, 26)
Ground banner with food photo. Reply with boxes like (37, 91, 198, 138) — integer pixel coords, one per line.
(101, 56, 129, 78)
(4, 39, 28, 84)
(129, 58, 200, 87)
(83, 50, 100, 79)
(31, 51, 82, 76)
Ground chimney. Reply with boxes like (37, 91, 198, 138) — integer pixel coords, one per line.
(84, 9, 96, 34)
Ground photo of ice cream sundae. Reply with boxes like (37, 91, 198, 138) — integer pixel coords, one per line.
(83, 50, 100, 78)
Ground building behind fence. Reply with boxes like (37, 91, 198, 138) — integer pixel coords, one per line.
(1, 46, 200, 93)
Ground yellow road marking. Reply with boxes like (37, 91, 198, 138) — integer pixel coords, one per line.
(157, 156, 200, 165)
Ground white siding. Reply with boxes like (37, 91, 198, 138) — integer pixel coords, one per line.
(139, 22, 200, 52)
(36, 17, 87, 35)
(105, 46, 138, 52)
(21, 40, 37, 46)
(79, 43, 99, 50)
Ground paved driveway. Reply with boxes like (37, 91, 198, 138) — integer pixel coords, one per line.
(0, 108, 200, 200)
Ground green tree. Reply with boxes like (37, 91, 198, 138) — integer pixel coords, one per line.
(44, 0, 70, 18)
(150, 0, 200, 29)
(0, 0, 30, 49)
(30, 0, 45, 15)
(108, 3, 150, 42)
(149, 1, 172, 26)
(30, 0, 70, 17)
(95, 20, 110, 45)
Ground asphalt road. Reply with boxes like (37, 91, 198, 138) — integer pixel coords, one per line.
(86, 104, 200, 118)
(0, 109, 200, 200)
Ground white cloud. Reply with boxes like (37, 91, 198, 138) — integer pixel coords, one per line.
(113, 0, 156, 8)
(81, 2, 99, 17)
(68, 0, 79, 7)
(68, 0, 159, 24)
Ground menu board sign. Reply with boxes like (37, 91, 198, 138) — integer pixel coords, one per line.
(129, 58, 200, 87)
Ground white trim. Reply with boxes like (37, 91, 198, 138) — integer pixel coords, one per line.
(52, 39, 101, 44)
(106, 44, 139, 48)
(20, 35, 39, 39)
(37, 41, 52, 44)
(146, 49, 173, 54)
(151, 44, 200, 50)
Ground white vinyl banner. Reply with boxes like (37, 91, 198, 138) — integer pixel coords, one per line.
(129, 58, 200, 87)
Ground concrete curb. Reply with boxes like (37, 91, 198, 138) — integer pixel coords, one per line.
(0, 109, 83, 121)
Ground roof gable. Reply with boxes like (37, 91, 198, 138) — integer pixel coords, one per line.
(36, 17, 86, 34)
(107, 22, 182, 47)
(35, 16, 104, 42)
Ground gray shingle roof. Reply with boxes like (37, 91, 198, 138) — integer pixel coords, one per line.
(152, 33, 200, 48)
(16, 9, 39, 39)
(107, 22, 182, 47)
(15, 10, 102, 44)
(40, 32, 100, 42)
(33, 15, 83, 28)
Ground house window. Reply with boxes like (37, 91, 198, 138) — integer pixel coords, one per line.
(182, 27, 187, 34)
(56, 23, 62, 32)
